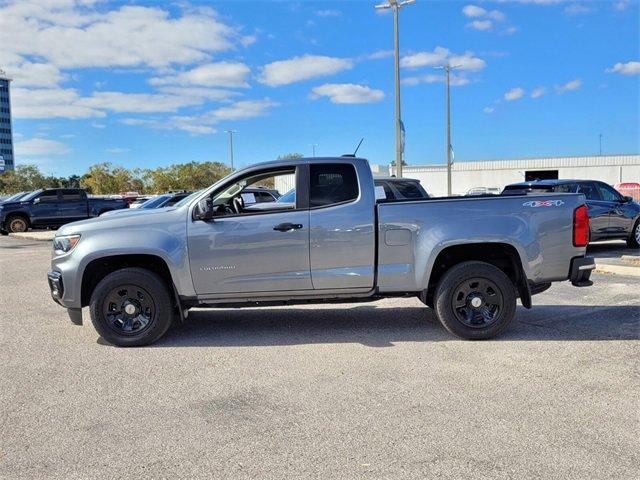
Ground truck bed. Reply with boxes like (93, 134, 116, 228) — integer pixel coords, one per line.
(376, 193, 587, 292)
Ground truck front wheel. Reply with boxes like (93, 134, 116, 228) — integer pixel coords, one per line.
(434, 261, 516, 340)
(6, 215, 29, 233)
(89, 267, 174, 347)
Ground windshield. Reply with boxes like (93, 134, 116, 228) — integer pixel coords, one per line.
(173, 190, 203, 208)
(140, 195, 171, 209)
(2, 191, 27, 203)
(21, 189, 44, 202)
(278, 188, 296, 203)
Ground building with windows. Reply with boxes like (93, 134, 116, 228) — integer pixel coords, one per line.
(390, 154, 640, 197)
(0, 69, 14, 172)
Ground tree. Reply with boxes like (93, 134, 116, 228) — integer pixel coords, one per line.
(0, 164, 49, 193)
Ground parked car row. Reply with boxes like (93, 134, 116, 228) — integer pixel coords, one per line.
(2, 174, 637, 247)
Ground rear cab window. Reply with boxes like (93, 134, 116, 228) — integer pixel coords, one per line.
(309, 163, 359, 208)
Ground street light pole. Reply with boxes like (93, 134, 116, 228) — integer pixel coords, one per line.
(310, 143, 318, 157)
(435, 63, 460, 196)
(599, 133, 602, 156)
(375, 0, 415, 178)
(224, 130, 237, 171)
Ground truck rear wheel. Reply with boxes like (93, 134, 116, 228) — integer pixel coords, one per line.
(434, 261, 516, 340)
(89, 267, 174, 347)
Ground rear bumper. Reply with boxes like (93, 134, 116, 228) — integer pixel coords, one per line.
(569, 256, 595, 287)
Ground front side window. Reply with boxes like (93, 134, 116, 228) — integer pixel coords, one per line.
(38, 190, 59, 203)
(208, 168, 296, 216)
(309, 164, 359, 208)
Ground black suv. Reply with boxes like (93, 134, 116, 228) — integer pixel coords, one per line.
(503, 179, 640, 248)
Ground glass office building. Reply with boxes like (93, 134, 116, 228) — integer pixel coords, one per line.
(0, 70, 14, 172)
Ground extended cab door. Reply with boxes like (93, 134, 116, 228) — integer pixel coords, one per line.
(307, 161, 376, 290)
(188, 166, 312, 295)
(57, 189, 88, 223)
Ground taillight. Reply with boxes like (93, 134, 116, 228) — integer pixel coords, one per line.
(573, 205, 590, 247)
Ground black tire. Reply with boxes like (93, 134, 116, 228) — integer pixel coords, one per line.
(0, 230, 8, 236)
(627, 219, 640, 249)
(6, 215, 29, 233)
(89, 267, 174, 347)
(434, 261, 517, 340)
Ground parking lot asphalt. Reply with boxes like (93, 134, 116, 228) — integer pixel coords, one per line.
(0, 236, 638, 479)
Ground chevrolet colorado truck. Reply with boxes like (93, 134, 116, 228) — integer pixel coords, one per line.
(47, 157, 595, 346)
(0, 188, 128, 234)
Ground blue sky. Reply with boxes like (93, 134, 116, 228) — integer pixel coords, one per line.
(2, 0, 639, 177)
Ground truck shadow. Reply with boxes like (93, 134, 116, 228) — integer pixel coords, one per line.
(153, 304, 639, 348)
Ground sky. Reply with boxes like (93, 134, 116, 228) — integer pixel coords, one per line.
(1, 0, 639, 177)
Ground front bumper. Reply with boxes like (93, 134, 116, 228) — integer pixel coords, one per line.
(569, 256, 595, 287)
(47, 270, 64, 304)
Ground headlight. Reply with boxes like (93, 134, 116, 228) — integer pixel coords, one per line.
(53, 234, 81, 255)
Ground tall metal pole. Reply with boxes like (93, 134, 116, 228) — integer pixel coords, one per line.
(445, 66, 452, 196)
(599, 133, 602, 156)
(310, 143, 318, 157)
(376, 0, 415, 178)
(392, 4, 403, 178)
(225, 130, 237, 170)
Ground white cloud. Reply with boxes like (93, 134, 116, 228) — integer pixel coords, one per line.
(79, 91, 204, 113)
(400, 47, 486, 71)
(119, 99, 278, 135)
(106, 148, 129, 154)
(258, 55, 353, 87)
(3, 62, 65, 88)
(564, 3, 593, 15)
(209, 99, 278, 120)
(149, 62, 251, 88)
(155, 86, 239, 101)
(1, 3, 241, 70)
(463, 4, 509, 33)
(316, 9, 342, 17)
(310, 84, 385, 104)
(606, 61, 640, 76)
(364, 50, 394, 61)
(467, 20, 493, 31)
(613, 1, 632, 11)
(462, 5, 487, 17)
(11, 87, 105, 119)
(483, 106, 495, 114)
(505, 87, 525, 101)
(555, 79, 582, 93)
(91, 123, 106, 129)
(402, 74, 470, 87)
(14, 138, 70, 156)
(531, 86, 547, 98)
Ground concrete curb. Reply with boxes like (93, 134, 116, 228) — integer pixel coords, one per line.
(9, 231, 56, 241)
(595, 263, 640, 277)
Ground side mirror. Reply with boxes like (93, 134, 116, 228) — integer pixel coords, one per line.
(622, 195, 633, 203)
(195, 197, 215, 221)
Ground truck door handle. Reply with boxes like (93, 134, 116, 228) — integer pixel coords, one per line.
(273, 223, 303, 232)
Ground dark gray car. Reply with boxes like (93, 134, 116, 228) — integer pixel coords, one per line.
(503, 179, 640, 248)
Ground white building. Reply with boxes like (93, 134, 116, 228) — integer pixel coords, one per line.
(388, 154, 640, 197)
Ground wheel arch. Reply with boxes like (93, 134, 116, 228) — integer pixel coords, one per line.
(421, 242, 530, 309)
(80, 253, 177, 308)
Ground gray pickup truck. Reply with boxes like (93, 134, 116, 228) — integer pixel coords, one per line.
(48, 157, 595, 346)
